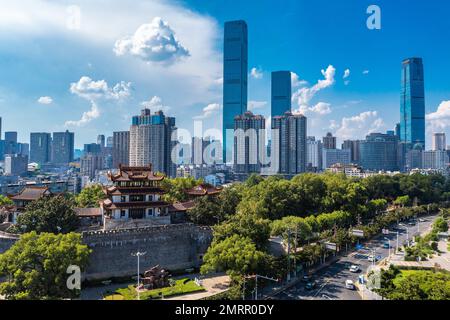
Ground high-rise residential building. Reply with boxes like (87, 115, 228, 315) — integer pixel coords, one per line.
(223, 20, 248, 163)
(129, 109, 176, 177)
(106, 136, 113, 148)
(272, 112, 307, 175)
(422, 150, 448, 170)
(342, 140, 360, 163)
(359, 133, 399, 172)
(4, 154, 28, 176)
(112, 131, 130, 168)
(97, 135, 106, 148)
(84, 143, 102, 155)
(80, 153, 104, 179)
(234, 111, 265, 175)
(322, 149, 351, 170)
(30, 133, 52, 164)
(395, 123, 401, 138)
(306, 137, 322, 172)
(18, 143, 29, 157)
(432, 133, 446, 151)
(51, 130, 75, 164)
(4, 131, 18, 155)
(271, 71, 292, 118)
(323, 132, 337, 149)
(400, 57, 425, 149)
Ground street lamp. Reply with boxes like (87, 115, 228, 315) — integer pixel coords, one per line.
(132, 251, 146, 300)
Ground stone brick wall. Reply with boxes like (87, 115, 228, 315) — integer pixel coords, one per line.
(82, 223, 212, 281)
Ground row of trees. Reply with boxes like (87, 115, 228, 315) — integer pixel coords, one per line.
(198, 172, 450, 298)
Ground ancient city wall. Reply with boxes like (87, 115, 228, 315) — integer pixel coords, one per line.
(82, 223, 213, 281)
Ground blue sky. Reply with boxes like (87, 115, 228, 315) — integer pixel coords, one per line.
(0, 0, 449, 149)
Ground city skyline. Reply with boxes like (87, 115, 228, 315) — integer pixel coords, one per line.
(0, 1, 450, 150)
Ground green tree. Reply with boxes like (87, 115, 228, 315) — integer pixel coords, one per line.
(187, 196, 223, 226)
(75, 184, 106, 208)
(161, 177, 201, 202)
(200, 235, 267, 276)
(12, 195, 79, 234)
(0, 232, 91, 300)
(0, 195, 13, 206)
(213, 212, 271, 249)
(433, 217, 449, 233)
(394, 195, 410, 208)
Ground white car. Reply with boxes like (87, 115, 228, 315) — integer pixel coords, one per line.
(368, 255, 377, 262)
(345, 280, 355, 290)
(349, 265, 360, 273)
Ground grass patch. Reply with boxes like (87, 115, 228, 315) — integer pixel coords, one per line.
(104, 278, 205, 300)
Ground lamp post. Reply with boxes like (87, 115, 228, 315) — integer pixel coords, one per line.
(132, 251, 146, 300)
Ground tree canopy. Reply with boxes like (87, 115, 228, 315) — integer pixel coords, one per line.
(75, 184, 106, 208)
(0, 232, 91, 300)
(11, 194, 79, 234)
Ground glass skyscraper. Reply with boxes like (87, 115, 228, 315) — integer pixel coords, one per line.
(360, 132, 399, 172)
(223, 20, 248, 163)
(400, 58, 425, 149)
(271, 71, 292, 118)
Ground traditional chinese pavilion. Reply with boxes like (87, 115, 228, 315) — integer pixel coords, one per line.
(100, 164, 171, 226)
(186, 183, 223, 198)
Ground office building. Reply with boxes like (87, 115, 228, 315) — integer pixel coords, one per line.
(400, 57, 425, 149)
(97, 135, 106, 148)
(223, 20, 248, 162)
(30, 133, 52, 164)
(322, 148, 351, 170)
(234, 111, 265, 175)
(112, 131, 130, 168)
(52, 130, 75, 164)
(4, 131, 18, 155)
(306, 137, 322, 172)
(4, 154, 28, 176)
(323, 132, 337, 149)
(432, 133, 446, 151)
(422, 150, 448, 170)
(342, 140, 361, 163)
(272, 112, 307, 175)
(106, 136, 113, 148)
(359, 133, 399, 172)
(129, 109, 177, 177)
(271, 71, 292, 118)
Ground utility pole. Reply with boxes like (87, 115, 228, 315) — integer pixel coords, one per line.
(253, 275, 278, 300)
(294, 226, 298, 278)
(287, 228, 291, 282)
(132, 251, 146, 300)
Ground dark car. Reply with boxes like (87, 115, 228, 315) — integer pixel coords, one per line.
(301, 275, 311, 283)
(305, 281, 317, 290)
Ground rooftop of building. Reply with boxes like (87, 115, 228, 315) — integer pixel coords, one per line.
(186, 183, 223, 196)
(108, 164, 165, 182)
(10, 186, 52, 201)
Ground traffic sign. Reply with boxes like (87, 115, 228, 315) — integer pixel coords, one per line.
(382, 229, 389, 235)
(352, 229, 365, 238)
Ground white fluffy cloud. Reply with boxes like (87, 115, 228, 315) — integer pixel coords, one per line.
(426, 100, 450, 133)
(343, 69, 350, 85)
(291, 72, 308, 88)
(70, 76, 131, 101)
(193, 103, 221, 120)
(292, 65, 335, 107)
(292, 65, 336, 116)
(66, 76, 131, 127)
(140, 96, 171, 113)
(333, 111, 385, 140)
(250, 67, 263, 79)
(65, 101, 100, 127)
(37, 96, 53, 104)
(114, 17, 189, 65)
(248, 100, 267, 111)
(296, 102, 332, 116)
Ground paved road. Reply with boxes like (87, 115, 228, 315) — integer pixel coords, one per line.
(272, 213, 438, 300)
